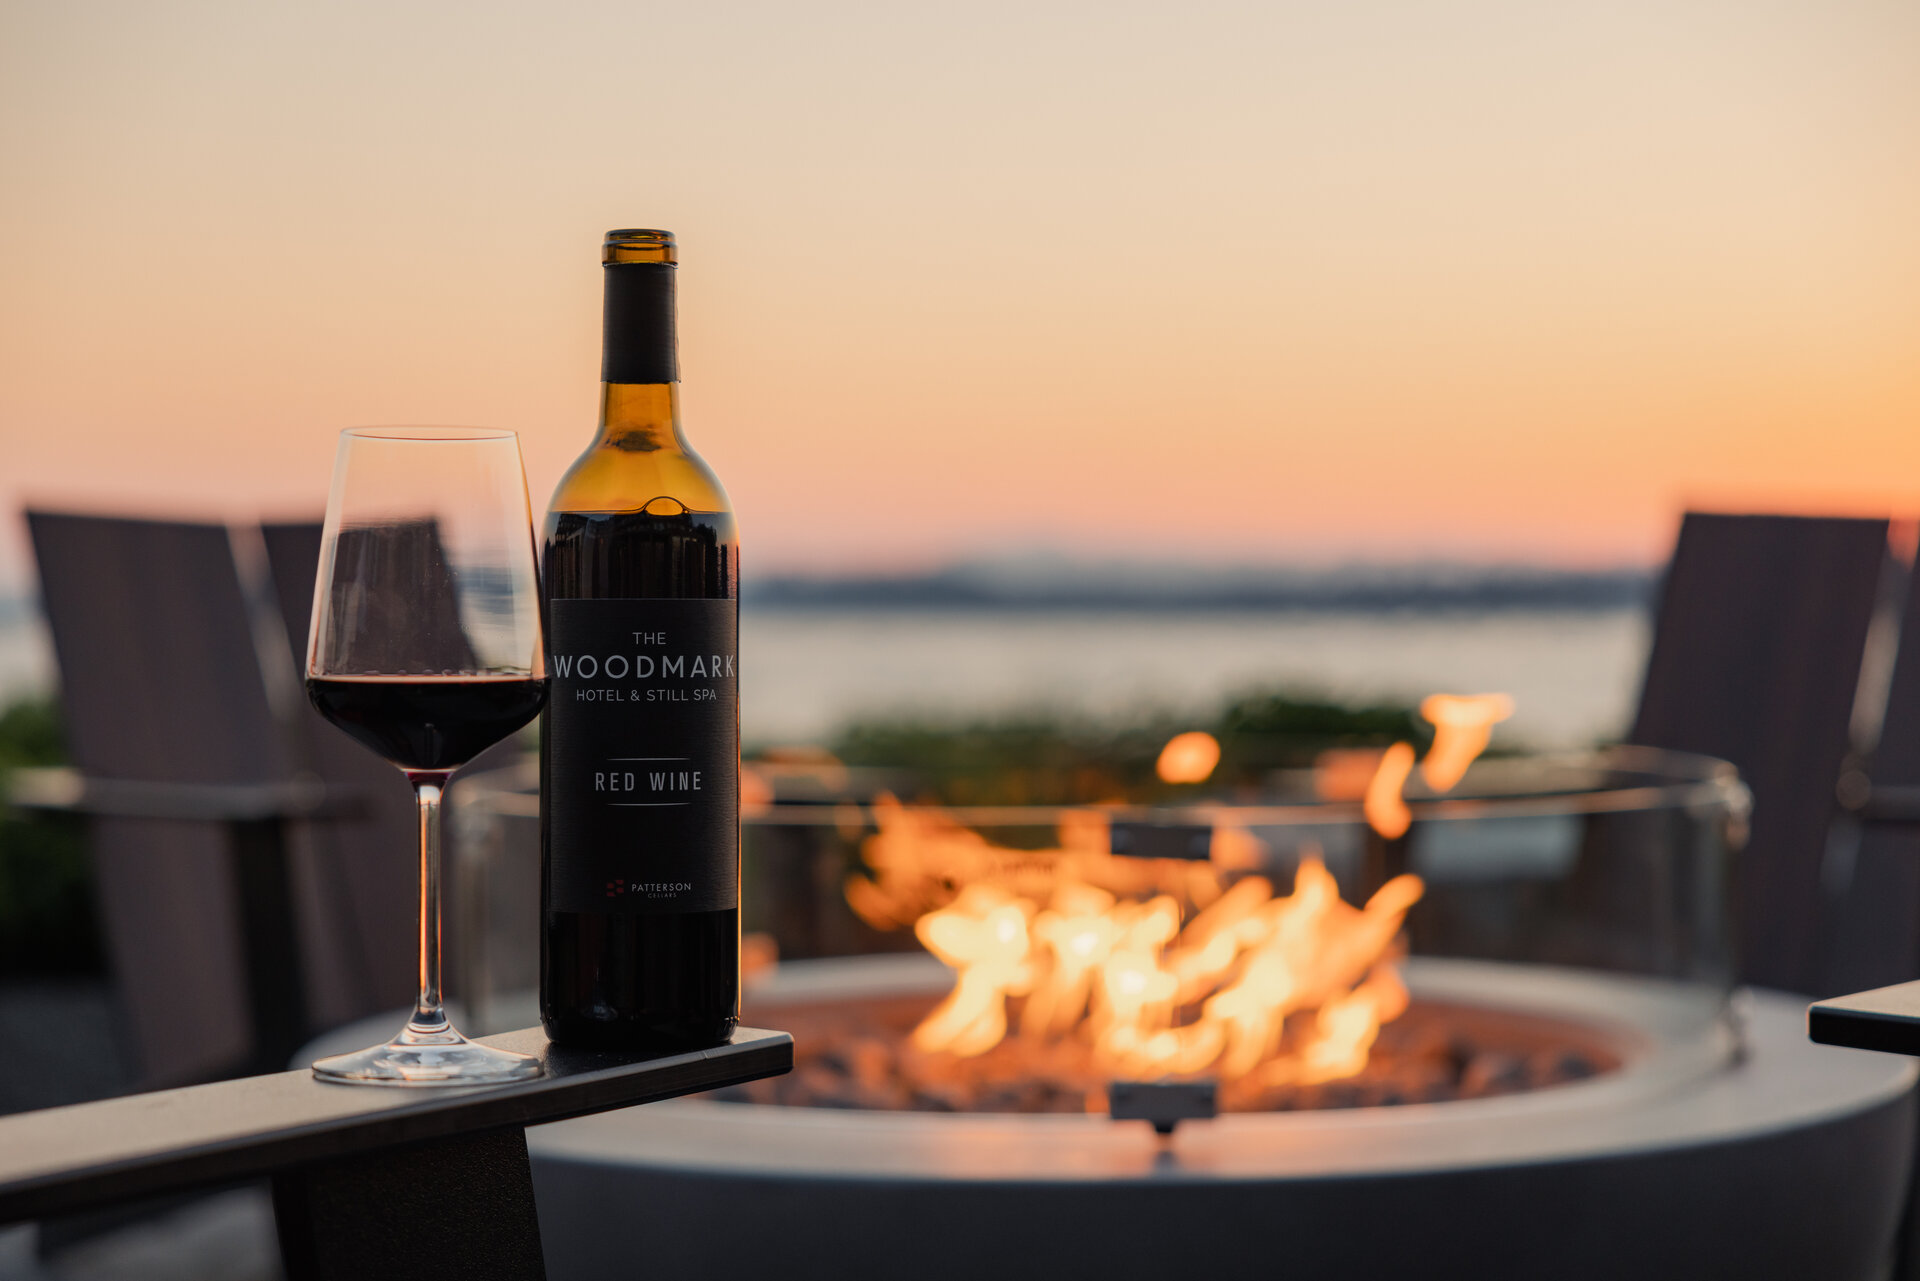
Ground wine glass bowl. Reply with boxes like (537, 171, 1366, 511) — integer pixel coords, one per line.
(305, 426, 547, 1085)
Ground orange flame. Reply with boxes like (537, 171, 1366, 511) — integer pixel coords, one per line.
(853, 804, 1423, 1085)
(837, 689, 1523, 1089)
(1363, 741, 1417, 839)
(1358, 692, 1514, 838)
(1420, 693, 1515, 791)
(1156, 731, 1222, 784)
(911, 885, 1034, 1056)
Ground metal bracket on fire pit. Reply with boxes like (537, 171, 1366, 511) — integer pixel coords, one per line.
(1107, 821, 1215, 861)
(1108, 1080, 1218, 1135)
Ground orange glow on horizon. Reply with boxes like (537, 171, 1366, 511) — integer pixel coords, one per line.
(2, 2, 1918, 582)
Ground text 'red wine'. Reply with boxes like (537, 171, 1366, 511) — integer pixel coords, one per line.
(539, 229, 741, 1051)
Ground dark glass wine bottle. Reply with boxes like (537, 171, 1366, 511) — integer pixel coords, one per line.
(540, 229, 740, 1050)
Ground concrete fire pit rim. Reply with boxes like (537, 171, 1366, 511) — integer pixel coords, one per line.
(530, 964, 1911, 1183)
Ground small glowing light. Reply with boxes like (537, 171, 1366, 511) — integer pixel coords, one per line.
(1157, 731, 1222, 784)
(740, 765, 775, 817)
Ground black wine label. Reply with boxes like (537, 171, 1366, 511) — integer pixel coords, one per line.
(547, 597, 738, 913)
(602, 262, 678, 385)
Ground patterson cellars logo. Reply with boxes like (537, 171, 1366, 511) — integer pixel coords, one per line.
(605, 880, 695, 900)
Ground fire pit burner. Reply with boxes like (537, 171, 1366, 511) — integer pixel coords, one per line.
(712, 957, 1619, 1115)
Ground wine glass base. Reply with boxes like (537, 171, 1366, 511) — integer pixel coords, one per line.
(313, 1019, 544, 1086)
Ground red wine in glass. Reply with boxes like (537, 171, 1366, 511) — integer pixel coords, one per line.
(308, 676, 545, 772)
(305, 426, 548, 1086)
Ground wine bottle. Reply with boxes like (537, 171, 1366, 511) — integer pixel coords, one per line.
(540, 229, 740, 1050)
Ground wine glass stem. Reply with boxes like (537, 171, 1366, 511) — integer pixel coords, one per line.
(409, 771, 453, 1033)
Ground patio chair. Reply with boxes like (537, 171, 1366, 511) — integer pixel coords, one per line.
(22, 511, 330, 1086)
(20, 510, 534, 1094)
(1629, 511, 1892, 995)
(1818, 545, 1920, 998)
(1809, 549, 1920, 1281)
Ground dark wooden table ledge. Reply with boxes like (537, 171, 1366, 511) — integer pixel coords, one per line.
(0, 1025, 792, 1281)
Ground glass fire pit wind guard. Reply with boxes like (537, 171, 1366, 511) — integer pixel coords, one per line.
(1255, 746, 1747, 1013)
(453, 746, 1748, 1113)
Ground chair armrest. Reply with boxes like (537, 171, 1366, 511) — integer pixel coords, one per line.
(5, 767, 367, 823)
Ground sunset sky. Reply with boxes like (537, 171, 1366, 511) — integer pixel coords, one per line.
(2, 0, 1917, 584)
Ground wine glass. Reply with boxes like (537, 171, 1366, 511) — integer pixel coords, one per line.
(305, 426, 547, 1085)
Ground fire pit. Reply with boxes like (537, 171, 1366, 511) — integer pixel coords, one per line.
(509, 749, 1913, 1278)
(529, 967, 1905, 1280)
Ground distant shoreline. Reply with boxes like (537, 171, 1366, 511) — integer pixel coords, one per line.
(0, 568, 1655, 624)
(744, 568, 1652, 614)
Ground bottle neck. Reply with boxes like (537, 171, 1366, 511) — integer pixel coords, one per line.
(602, 261, 677, 383)
(598, 254, 680, 452)
(596, 382, 686, 453)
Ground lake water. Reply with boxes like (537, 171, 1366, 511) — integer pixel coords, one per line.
(0, 604, 1648, 751)
(740, 607, 1647, 749)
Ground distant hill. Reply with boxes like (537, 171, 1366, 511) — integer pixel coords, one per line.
(744, 561, 1653, 613)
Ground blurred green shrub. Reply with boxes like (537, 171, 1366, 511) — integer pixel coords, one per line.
(827, 689, 1432, 806)
(1212, 692, 1431, 783)
(830, 716, 1165, 805)
(0, 696, 101, 976)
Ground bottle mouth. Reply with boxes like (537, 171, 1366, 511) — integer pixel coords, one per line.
(605, 229, 676, 265)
